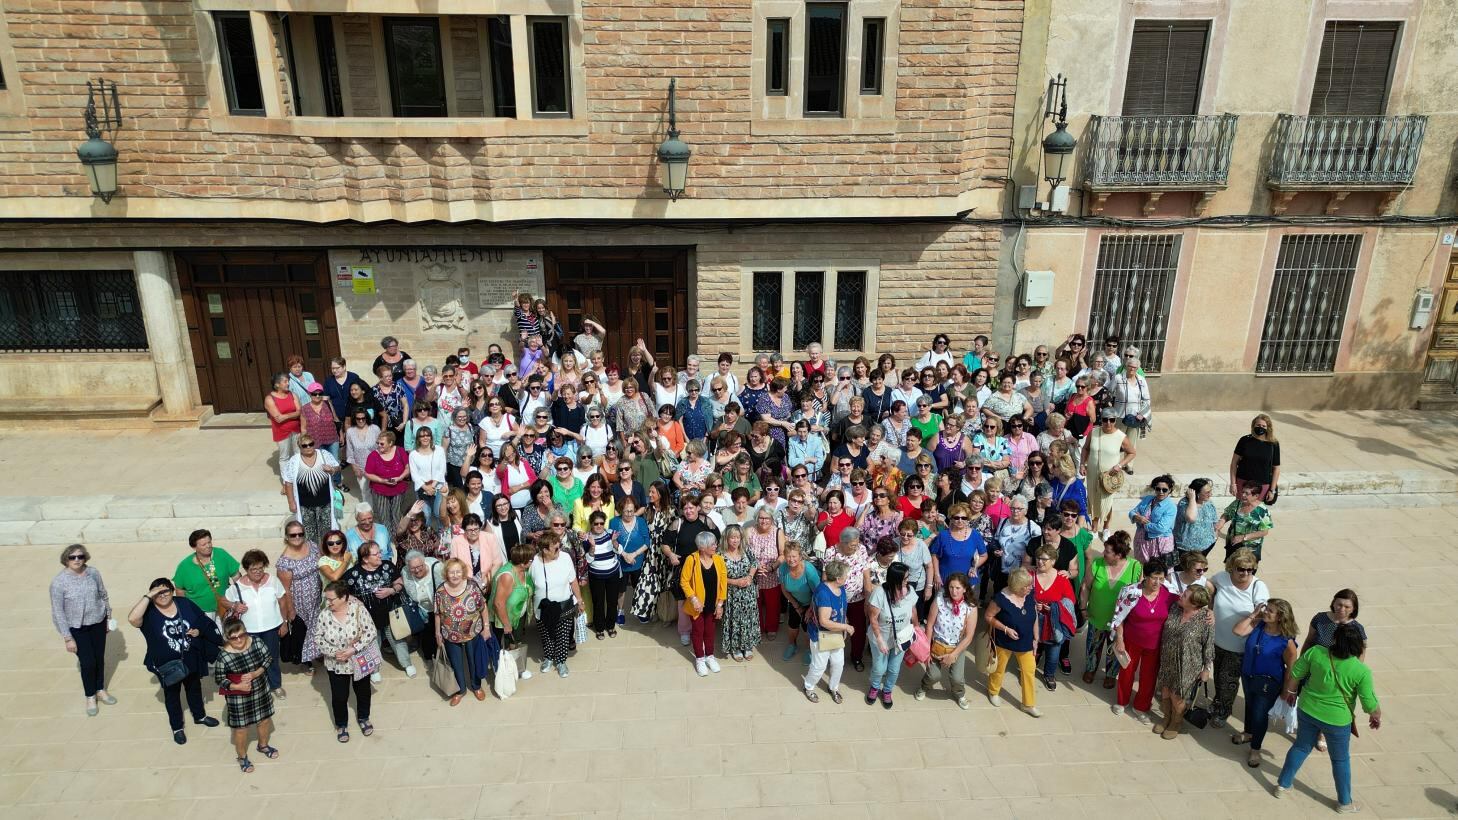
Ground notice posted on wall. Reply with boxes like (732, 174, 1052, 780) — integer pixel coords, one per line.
(351, 266, 375, 294)
(476, 252, 542, 309)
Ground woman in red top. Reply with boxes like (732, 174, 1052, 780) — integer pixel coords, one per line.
(816, 490, 854, 564)
(299, 383, 340, 486)
(897, 478, 929, 522)
(1064, 378, 1096, 441)
(1032, 543, 1077, 691)
(1111, 558, 1176, 722)
(265, 372, 302, 491)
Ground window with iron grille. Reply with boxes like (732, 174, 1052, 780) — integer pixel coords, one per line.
(793, 271, 824, 350)
(746, 267, 873, 353)
(752, 272, 783, 351)
(1086, 235, 1180, 373)
(0, 270, 148, 352)
(1257, 234, 1361, 373)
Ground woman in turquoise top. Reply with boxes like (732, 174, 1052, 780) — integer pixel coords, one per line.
(1173, 478, 1219, 555)
(776, 542, 822, 663)
(1276, 623, 1381, 812)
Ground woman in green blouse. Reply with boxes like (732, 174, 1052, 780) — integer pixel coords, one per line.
(1275, 623, 1380, 812)
(1078, 530, 1142, 688)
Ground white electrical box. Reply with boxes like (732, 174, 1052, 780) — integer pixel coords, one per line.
(1023, 270, 1055, 307)
(1411, 289, 1435, 330)
(1049, 184, 1070, 213)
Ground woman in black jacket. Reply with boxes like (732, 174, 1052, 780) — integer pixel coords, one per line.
(127, 578, 224, 745)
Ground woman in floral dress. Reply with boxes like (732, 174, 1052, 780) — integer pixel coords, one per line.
(631, 481, 676, 622)
(747, 508, 786, 641)
(276, 534, 322, 667)
(719, 526, 760, 661)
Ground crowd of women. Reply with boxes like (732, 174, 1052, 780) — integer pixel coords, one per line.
(49, 308, 1379, 810)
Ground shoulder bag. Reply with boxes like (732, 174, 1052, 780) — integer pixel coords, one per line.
(1327, 651, 1360, 738)
(812, 597, 845, 652)
(155, 658, 188, 687)
(1184, 681, 1212, 729)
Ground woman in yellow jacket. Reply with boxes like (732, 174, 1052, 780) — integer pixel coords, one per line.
(680, 530, 728, 677)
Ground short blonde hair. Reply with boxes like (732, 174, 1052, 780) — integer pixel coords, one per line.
(1225, 547, 1259, 573)
(442, 558, 470, 579)
(1006, 568, 1033, 594)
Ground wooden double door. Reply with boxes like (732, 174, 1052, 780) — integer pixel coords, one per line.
(176, 251, 341, 413)
(545, 249, 690, 369)
(1422, 258, 1458, 396)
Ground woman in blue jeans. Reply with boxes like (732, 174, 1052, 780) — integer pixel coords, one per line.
(864, 561, 919, 709)
(1275, 624, 1381, 812)
(1230, 598, 1298, 768)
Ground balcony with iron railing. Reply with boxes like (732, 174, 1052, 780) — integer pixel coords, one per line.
(1083, 114, 1239, 215)
(1267, 114, 1427, 214)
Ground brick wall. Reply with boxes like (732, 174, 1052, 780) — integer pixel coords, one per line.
(0, 0, 1021, 210)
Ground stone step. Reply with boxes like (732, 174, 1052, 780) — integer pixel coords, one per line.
(1116, 469, 1456, 498)
(0, 513, 294, 546)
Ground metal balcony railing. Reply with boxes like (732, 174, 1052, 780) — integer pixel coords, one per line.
(1085, 114, 1238, 188)
(1268, 114, 1426, 187)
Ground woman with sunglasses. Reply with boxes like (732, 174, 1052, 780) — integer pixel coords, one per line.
(318, 529, 353, 583)
(281, 434, 340, 549)
(1207, 547, 1270, 728)
(1173, 478, 1220, 557)
(129, 578, 223, 744)
(50, 544, 117, 716)
(1079, 530, 1141, 688)
(214, 618, 280, 772)
(1163, 550, 1210, 596)
(1022, 370, 1051, 434)
(1129, 474, 1178, 563)
(970, 416, 1011, 481)
(276, 522, 323, 671)
(856, 485, 904, 553)
(1083, 408, 1137, 539)
(1006, 440, 1046, 504)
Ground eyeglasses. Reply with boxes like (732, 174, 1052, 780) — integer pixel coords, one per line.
(551, 522, 568, 529)
(1036, 556, 1052, 562)
(325, 539, 343, 547)
(982, 425, 996, 431)
(535, 415, 549, 420)
(1234, 567, 1256, 575)
(1071, 341, 1085, 348)
(1035, 353, 1048, 358)
(1153, 486, 1171, 494)
(309, 391, 324, 397)
(874, 493, 889, 499)
(286, 532, 305, 539)
(66, 554, 86, 562)
(1193, 567, 1208, 575)
(851, 480, 866, 486)
(917, 464, 932, 470)
(793, 472, 808, 478)
(1060, 512, 1077, 518)
(556, 465, 572, 471)
(300, 443, 315, 449)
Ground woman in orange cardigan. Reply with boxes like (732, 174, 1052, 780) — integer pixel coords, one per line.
(680, 530, 728, 678)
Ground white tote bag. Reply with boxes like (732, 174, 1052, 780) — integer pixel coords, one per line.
(494, 645, 519, 699)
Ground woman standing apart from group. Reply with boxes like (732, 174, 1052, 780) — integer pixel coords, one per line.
(49, 544, 117, 716)
(129, 578, 222, 744)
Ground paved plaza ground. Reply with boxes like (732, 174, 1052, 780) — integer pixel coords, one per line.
(2, 413, 1456, 819)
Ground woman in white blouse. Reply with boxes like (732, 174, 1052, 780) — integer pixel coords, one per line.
(409, 427, 448, 528)
(528, 524, 584, 678)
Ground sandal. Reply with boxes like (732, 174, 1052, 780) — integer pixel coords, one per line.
(853, 660, 865, 672)
(255, 745, 279, 759)
(804, 689, 820, 703)
(829, 690, 844, 705)
(237, 756, 255, 773)
(1316, 738, 1328, 753)
(1231, 732, 1253, 745)
(595, 632, 605, 641)
(336, 727, 350, 743)
(1247, 749, 1261, 768)
(358, 721, 374, 737)
(607, 629, 617, 638)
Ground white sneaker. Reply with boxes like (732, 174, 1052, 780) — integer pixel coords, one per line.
(405, 665, 418, 679)
(1111, 704, 1125, 716)
(540, 659, 552, 673)
(369, 671, 382, 684)
(705, 656, 721, 673)
(913, 689, 926, 702)
(1135, 711, 1153, 726)
(680, 634, 691, 646)
(988, 695, 1003, 708)
(1025, 706, 1043, 718)
(519, 670, 533, 680)
(694, 658, 709, 677)
(956, 697, 969, 710)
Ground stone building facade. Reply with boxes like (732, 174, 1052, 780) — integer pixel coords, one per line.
(0, 0, 1017, 418)
(1000, 0, 1458, 410)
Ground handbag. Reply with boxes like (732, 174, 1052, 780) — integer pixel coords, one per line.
(389, 606, 413, 641)
(430, 652, 459, 696)
(403, 561, 443, 634)
(494, 642, 519, 699)
(1264, 486, 1279, 506)
(1184, 681, 1212, 729)
(352, 640, 383, 681)
(1099, 469, 1125, 495)
(1327, 651, 1360, 738)
(156, 658, 188, 687)
(904, 625, 931, 667)
(815, 630, 845, 652)
(218, 672, 251, 697)
(573, 611, 590, 645)
(1121, 414, 1146, 429)
(1267, 694, 1299, 736)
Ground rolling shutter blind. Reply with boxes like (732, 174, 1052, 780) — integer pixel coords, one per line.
(1309, 21, 1399, 115)
(1121, 20, 1209, 116)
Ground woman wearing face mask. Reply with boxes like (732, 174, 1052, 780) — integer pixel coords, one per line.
(1230, 413, 1280, 502)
